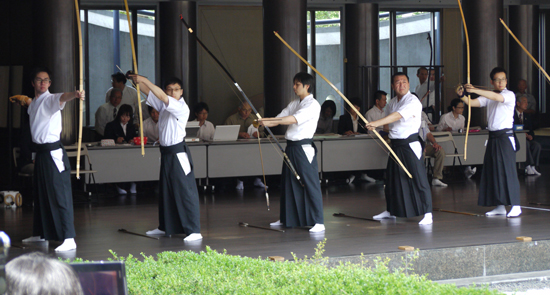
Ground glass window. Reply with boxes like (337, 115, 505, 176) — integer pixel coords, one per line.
(308, 10, 344, 117)
(395, 11, 433, 94)
(137, 10, 155, 86)
(84, 10, 154, 126)
(379, 11, 391, 96)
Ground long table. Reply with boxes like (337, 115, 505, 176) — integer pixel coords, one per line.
(85, 131, 526, 184)
(322, 131, 526, 172)
(87, 144, 206, 184)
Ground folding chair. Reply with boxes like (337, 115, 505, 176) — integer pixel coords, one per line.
(65, 145, 98, 202)
(430, 131, 465, 179)
(430, 131, 464, 167)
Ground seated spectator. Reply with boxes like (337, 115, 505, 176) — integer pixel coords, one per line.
(515, 79, 537, 114)
(365, 90, 388, 135)
(104, 104, 136, 144)
(437, 98, 465, 132)
(420, 111, 448, 187)
(437, 98, 476, 178)
(316, 100, 336, 134)
(224, 102, 262, 139)
(225, 102, 266, 189)
(193, 102, 215, 141)
(6, 252, 84, 295)
(104, 104, 137, 194)
(338, 98, 367, 135)
(105, 72, 150, 123)
(515, 96, 541, 175)
(95, 88, 122, 137)
(338, 98, 375, 183)
(143, 106, 159, 143)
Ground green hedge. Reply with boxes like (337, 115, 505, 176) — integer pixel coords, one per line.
(74, 241, 499, 294)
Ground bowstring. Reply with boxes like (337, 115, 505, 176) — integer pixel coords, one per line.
(342, 104, 394, 160)
(201, 10, 235, 77)
(262, 131, 295, 173)
(202, 13, 270, 190)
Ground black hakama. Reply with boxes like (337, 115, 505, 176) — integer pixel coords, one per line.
(158, 141, 201, 235)
(385, 133, 432, 217)
(478, 129, 520, 206)
(280, 139, 324, 227)
(33, 141, 76, 241)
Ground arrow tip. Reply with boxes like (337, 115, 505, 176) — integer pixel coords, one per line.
(180, 14, 183, 19)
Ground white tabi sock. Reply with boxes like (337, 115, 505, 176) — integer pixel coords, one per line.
(507, 206, 522, 217)
(236, 180, 244, 190)
(55, 238, 76, 252)
(373, 211, 396, 220)
(361, 173, 376, 182)
(253, 177, 267, 188)
(22, 236, 45, 243)
(116, 185, 127, 195)
(270, 220, 283, 226)
(146, 228, 165, 235)
(419, 213, 433, 225)
(486, 205, 506, 216)
(309, 224, 325, 233)
(184, 233, 203, 242)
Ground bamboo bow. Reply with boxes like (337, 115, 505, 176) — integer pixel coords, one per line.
(457, 0, 471, 160)
(180, 16, 305, 210)
(425, 33, 432, 104)
(500, 18, 550, 84)
(75, 0, 84, 178)
(274, 32, 412, 179)
(123, 0, 145, 156)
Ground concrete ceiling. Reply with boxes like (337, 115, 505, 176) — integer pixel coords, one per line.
(80, 0, 550, 10)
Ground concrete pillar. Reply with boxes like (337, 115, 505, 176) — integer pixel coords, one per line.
(508, 5, 539, 100)
(159, 1, 198, 107)
(463, 0, 504, 128)
(345, 3, 379, 109)
(263, 0, 307, 125)
(33, 0, 77, 145)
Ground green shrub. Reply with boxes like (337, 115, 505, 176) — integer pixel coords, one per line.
(72, 240, 499, 294)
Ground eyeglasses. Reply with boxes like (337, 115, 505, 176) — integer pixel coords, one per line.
(493, 78, 507, 83)
(455, 107, 464, 109)
(34, 78, 51, 84)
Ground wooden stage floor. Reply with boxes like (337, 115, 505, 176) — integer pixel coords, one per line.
(3, 165, 550, 262)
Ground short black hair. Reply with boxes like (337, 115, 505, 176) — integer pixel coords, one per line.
(115, 104, 134, 123)
(490, 67, 507, 81)
(348, 97, 362, 109)
(147, 105, 159, 115)
(31, 67, 52, 81)
(293, 72, 315, 93)
(163, 77, 183, 91)
(194, 102, 209, 114)
(448, 98, 463, 112)
(374, 90, 387, 101)
(111, 72, 127, 84)
(320, 100, 336, 117)
(391, 72, 409, 83)
(416, 67, 428, 75)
